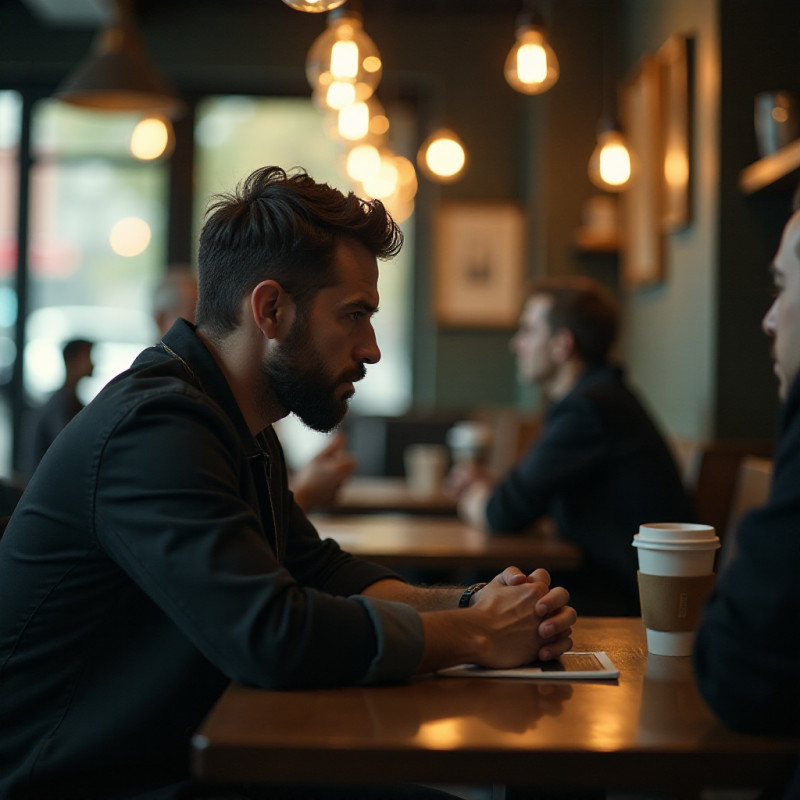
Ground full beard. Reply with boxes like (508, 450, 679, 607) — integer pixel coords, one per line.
(262, 325, 366, 433)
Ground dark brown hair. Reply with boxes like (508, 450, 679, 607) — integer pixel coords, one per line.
(527, 275, 619, 364)
(195, 166, 403, 337)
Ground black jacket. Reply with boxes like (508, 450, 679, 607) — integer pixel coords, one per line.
(0, 320, 423, 799)
(486, 364, 695, 615)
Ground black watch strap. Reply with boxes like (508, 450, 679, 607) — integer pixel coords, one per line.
(458, 582, 488, 608)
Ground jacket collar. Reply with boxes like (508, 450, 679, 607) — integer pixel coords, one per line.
(158, 318, 266, 459)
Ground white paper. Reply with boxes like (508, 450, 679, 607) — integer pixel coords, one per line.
(437, 651, 619, 680)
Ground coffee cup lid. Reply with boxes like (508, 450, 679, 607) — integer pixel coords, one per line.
(633, 522, 720, 550)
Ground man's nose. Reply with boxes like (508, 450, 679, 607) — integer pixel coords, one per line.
(762, 298, 778, 337)
(357, 325, 381, 365)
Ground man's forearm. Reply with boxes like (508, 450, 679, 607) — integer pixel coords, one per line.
(362, 577, 472, 611)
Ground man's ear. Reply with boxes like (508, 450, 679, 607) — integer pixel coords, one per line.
(550, 328, 576, 364)
(250, 280, 295, 340)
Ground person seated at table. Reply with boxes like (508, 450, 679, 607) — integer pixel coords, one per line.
(22, 337, 94, 477)
(0, 166, 576, 800)
(152, 262, 357, 513)
(451, 276, 694, 616)
(694, 208, 800, 799)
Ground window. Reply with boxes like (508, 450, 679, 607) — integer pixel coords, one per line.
(194, 96, 413, 465)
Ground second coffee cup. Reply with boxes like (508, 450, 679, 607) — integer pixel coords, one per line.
(632, 523, 720, 657)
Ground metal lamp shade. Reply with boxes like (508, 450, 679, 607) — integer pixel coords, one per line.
(55, 23, 184, 118)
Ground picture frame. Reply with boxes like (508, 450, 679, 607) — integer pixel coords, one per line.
(620, 53, 664, 290)
(658, 33, 692, 232)
(434, 202, 525, 328)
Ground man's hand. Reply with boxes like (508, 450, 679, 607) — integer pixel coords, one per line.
(466, 568, 575, 668)
(291, 434, 357, 513)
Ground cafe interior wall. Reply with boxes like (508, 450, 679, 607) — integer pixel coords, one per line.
(617, 0, 800, 442)
(3, 0, 796, 443)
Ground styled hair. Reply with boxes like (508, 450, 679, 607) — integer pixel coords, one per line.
(527, 275, 619, 364)
(195, 166, 403, 337)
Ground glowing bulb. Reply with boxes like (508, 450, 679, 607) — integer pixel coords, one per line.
(417, 128, 467, 183)
(504, 21, 559, 95)
(325, 81, 356, 110)
(326, 95, 388, 144)
(130, 115, 173, 160)
(306, 8, 382, 110)
(281, 0, 346, 12)
(346, 144, 382, 182)
(330, 39, 359, 80)
(363, 156, 399, 199)
(517, 42, 547, 84)
(588, 128, 632, 192)
(109, 217, 151, 257)
(338, 101, 370, 140)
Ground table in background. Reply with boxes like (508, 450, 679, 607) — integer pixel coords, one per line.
(192, 617, 799, 797)
(319, 476, 457, 515)
(310, 512, 582, 573)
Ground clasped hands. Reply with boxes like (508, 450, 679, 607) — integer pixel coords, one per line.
(468, 566, 576, 669)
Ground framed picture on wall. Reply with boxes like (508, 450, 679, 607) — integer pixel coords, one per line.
(620, 53, 664, 289)
(434, 202, 525, 328)
(659, 33, 692, 232)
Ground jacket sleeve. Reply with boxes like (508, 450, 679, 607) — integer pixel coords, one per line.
(92, 388, 424, 690)
(693, 401, 800, 736)
(486, 397, 607, 532)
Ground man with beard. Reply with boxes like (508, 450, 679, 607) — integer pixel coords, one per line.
(0, 166, 576, 800)
(693, 207, 800, 799)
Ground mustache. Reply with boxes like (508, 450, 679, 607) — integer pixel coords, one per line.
(341, 363, 367, 384)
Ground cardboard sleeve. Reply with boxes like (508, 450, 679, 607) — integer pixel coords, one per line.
(637, 571, 716, 632)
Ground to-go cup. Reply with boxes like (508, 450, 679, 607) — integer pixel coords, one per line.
(632, 523, 720, 656)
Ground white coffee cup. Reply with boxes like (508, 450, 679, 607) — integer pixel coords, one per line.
(445, 421, 493, 466)
(404, 444, 449, 497)
(632, 523, 720, 656)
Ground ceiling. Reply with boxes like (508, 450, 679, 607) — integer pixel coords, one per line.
(16, 0, 526, 27)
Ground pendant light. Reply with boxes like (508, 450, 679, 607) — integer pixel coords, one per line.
(306, 2, 382, 112)
(504, 2, 559, 95)
(282, 0, 347, 12)
(417, 127, 467, 183)
(54, 0, 184, 118)
(587, 3, 631, 192)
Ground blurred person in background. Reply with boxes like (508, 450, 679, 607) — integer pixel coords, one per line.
(152, 264, 356, 512)
(22, 337, 94, 477)
(694, 207, 800, 800)
(451, 275, 694, 616)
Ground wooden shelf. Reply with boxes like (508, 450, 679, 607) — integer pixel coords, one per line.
(573, 227, 620, 254)
(738, 138, 800, 195)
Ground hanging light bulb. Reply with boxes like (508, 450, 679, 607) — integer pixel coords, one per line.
(130, 113, 174, 160)
(282, 0, 346, 12)
(588, 122, 632, 191)
(417, 128, 467, 183)
(306, 5, 382, 112)
(587, 6, 631, 192)
(504, 3, 559, 95)
(324, 94, 389, 143)
(345, 143, 382, 182)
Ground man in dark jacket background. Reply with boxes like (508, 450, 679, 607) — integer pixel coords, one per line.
(452, 276, 694, 615)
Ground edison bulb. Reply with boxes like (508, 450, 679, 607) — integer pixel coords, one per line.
(417, 128, 467, 183)
(505, 22, 559, 95)
(282, 0, 346, 13)
(306, 8, 382, 110)
(588, 128, 632, 192)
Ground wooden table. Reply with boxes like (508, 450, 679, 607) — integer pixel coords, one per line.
(310, 512, 582, 573)
(192, 618, 799, 796)
(320, 476, 458, 515)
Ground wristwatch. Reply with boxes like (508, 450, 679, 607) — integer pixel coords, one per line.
(458, 582, 487, 608)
